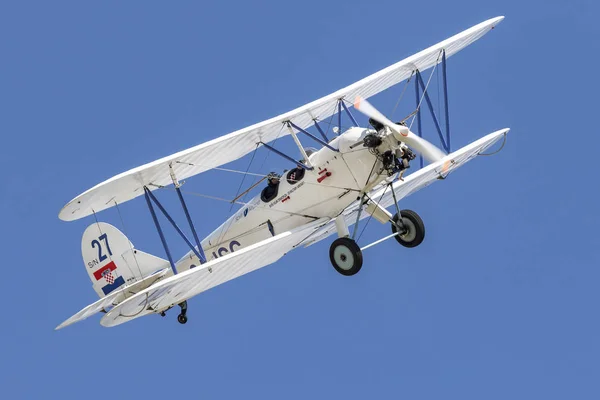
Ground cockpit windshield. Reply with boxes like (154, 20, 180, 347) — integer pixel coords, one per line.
(303, 147, 318, 157)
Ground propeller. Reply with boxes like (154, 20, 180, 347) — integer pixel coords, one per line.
(353, 96, 446, 163)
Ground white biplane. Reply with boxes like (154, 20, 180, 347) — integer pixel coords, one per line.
(57, 16, 509, 329)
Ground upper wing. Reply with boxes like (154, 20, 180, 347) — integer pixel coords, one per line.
(59, 17, 504, 221)
(100, 218, 328, 327)
(302, 128, 510, 246)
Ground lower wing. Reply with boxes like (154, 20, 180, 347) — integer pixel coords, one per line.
(100, 218, 329, 327)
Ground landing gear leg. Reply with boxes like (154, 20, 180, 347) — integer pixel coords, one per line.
(389, 182, 407, 234)
(177, 301, 188, 324)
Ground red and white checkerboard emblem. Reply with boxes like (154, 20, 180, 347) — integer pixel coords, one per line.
(93, 261, 124, 295)
(102, 269, 115, 285)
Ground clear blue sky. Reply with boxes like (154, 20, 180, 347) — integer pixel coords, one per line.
(1, 1, 599, 399)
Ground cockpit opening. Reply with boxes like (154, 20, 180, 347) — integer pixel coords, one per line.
(286, 167, 305, 185)
(261, 172, 281, 202)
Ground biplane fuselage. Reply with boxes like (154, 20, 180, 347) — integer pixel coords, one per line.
(56, 16, 508, 329)
(174, 126, 401, 271)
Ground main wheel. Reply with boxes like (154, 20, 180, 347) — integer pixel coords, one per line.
(329, 237, 363, 276)
(177, 314, 188, 324)
(391, 209, 425, 248)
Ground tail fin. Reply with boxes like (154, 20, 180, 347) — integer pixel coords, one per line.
(82, 222, 169, 298)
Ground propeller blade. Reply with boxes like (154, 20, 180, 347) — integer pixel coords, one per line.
(354, 96, 407, 135)
(402, 131, 446, 163)
(353, 96, 445, 163)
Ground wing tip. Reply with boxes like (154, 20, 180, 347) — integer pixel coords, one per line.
(484, 127, 510, 139)
(55, 321, 68, 331)
(489, 16, 505, 27)
(58, 205, 74, 222)
(58, 193, 85, 221)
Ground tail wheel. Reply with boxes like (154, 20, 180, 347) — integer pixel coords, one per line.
(329, 237, 363, 276)
(392, 209, 425, 248)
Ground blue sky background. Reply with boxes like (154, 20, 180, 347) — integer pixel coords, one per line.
(1, 1, 599, 399)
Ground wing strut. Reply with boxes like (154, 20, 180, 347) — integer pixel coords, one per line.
(415, 68, 424, 168)
(411, 50, 453, 168)
(175, 186, 206, 263)
(144, 187, 177, 275)
(338, 100, 342, 134)
(415, 69, 449, 152)
(287, 121, 338, 152)
(313, 119, 328, 142)
(169, 163, 206, 263)
(260, 141, 313, 170)
(412, 49, 452, 155)
(340, 99, 359, 127)
(441, 50, 451, 151)
(143, 187, 207, 275)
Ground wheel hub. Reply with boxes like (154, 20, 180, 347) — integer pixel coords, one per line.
(400, 218, 416, 242)
(333, 245, 354, 271)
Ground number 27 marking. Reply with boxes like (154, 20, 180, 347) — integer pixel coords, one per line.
(91, 233, 113, 262)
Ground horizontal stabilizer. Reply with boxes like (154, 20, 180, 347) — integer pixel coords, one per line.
(55, 269, 170, 330)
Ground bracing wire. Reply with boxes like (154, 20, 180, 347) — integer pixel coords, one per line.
(320, 101, 343, 136)
(242, 122, 287, 200)
(390, 71, 414, 120)
(229, 143, 259, 212)
(174, 162, 265, 178)
(219, 123, 284, 244)
(114, 200, 144, 280)
(91, 209, 114, 267)
(437, 62, 442, 130)
(91, 209, 131, 298)
(408, 51, 443, 130)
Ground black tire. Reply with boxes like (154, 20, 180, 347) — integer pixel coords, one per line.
(391, 209, 425, 248)
(329, 237, 363, 276)
(177, 314, 188, 324)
